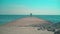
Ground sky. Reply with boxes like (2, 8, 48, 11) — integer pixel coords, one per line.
(0, 0, 60, 15)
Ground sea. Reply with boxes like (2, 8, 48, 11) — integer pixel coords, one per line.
(0, 15, 60, 26)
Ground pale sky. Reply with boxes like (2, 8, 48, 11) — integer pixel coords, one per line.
(0, 0, 60, 15)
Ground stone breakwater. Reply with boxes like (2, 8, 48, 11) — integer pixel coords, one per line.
(0, 17, 54, 34)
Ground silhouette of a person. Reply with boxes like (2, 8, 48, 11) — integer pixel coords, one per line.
(30, 13, 32, 17)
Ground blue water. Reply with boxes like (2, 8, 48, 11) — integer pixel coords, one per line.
(0, 15, 60, 25)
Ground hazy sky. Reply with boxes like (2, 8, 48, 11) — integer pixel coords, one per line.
(0, 0, 60, 15)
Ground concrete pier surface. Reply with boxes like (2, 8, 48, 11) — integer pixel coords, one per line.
(0, 27, 54, 34)
(0, 17, 54, 34)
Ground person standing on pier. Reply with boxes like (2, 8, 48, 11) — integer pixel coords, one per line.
(30, 13, 32, 17)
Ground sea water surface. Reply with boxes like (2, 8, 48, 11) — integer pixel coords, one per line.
(0, 15, 60, 25)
